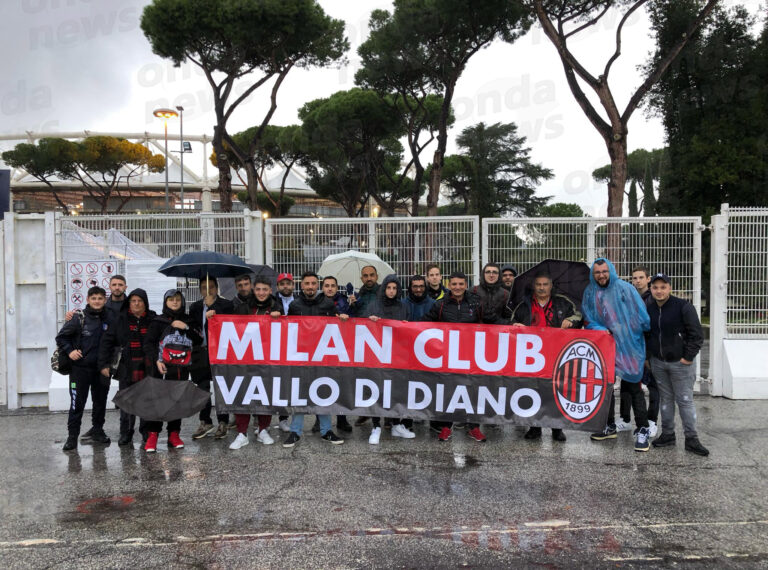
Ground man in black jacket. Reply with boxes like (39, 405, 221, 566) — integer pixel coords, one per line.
(645, 273, 709, 456)
(189, 277, 235, 440)
(56, 286, 112, 451)
(631, 265, 660, 437)
(282, 271, 345, 448)
(511, 272, 582, 442)
(98, 288, 156, 446)
(423, 271, 491, 443)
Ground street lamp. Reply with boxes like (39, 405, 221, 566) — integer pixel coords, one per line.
(153, 107, 178, 212)
(175, 105, 185, 209)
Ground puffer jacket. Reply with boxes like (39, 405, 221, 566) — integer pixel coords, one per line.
(56, 305, 110, 369)
(472, 263, 511, 322)
(288, 291, 337, 317)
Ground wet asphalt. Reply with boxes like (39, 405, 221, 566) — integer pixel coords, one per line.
(1, 395, 767, 569)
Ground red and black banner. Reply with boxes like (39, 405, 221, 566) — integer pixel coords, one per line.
(208, 315, 616, 431)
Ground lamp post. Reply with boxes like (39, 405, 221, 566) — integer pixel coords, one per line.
(175, 105, 184, 209)
(153, 108, 178, 212)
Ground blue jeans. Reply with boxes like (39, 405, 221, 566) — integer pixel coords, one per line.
(291, 414, 331, 436)
(650, 357, 698, 438)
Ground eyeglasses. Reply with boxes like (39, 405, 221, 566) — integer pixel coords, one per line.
(484, 270, 499, 274)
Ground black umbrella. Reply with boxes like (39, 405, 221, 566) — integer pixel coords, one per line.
(510, 259, 591, 309)
(157, 251, 253, 279)
(112, 376, 210, 422)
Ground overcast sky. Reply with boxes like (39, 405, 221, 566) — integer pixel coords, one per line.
(1, 0, 762, 215)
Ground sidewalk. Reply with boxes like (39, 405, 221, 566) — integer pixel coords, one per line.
(1, 396, 767, 568)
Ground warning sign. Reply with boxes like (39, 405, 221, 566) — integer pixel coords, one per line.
(66, 260, 117, 312)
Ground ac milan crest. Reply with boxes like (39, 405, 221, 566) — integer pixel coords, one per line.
(552, 339, 610, 423)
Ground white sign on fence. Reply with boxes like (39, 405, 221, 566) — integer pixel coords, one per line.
(66, 260, 116, 311)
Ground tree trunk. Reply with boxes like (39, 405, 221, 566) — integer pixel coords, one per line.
(213, 127, 232, 212)
(426, 83, 455, 216)
(411, 163, 424, 216)
(606, 137, 628, 218)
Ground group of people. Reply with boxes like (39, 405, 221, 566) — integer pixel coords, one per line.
(55, 258, 708, 457)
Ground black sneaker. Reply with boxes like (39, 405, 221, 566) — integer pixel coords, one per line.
(62, 436, 78, 451)
(336, 419, 353, 433)
(321, 431, 344, 445)
(524, 427, 542, 440)
(634, 427, 650, 452)
(551, 429, 566, 442)
(354, 417, 369, 426)
(118, 431, 134, 446)
(590, 424, 617, 441)
(90, 430, 111, 444)
(79, 427, 95, 441)
(282, 432, 301, 448)
(685, 437, 710, 456)
(311, 420, 321, 433)
(652, 432, 676, 447)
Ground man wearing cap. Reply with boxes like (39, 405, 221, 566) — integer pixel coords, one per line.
(500, 265, 517, 292)
(275, 273, 297, 315)
(645, 273, 708, 456)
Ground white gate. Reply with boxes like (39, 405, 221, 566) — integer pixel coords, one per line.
(265, 216, 481, 286)
(709, 205, 768, 398)
(2, 213, 58, 408)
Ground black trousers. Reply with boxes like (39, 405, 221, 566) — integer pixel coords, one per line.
(618, 370, 660, 424)
(190, 348, 228, 425)
(67, 366, 109, 436)
(118, 377, 146, 437)
(607, 379, 648, 429)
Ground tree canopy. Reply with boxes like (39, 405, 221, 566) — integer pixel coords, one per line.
(438, 122, 553, 218)
(592, 148, 665, 215)
(141, 0, 347, 210)
(3, 136, 165, 214)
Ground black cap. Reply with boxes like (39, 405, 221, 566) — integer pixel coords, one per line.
(651, 272, 670, 284)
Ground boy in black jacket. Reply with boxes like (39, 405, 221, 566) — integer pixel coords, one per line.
(56, 286, 112, 451)
(98, 288, 156, 446)
(645, 273, 708, 456)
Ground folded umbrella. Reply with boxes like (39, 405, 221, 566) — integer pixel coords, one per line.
(318, 250, 395, 289)
(510, 259, 591, 310)
(112, 376, 210, 422)
(157, 250, 253, 279)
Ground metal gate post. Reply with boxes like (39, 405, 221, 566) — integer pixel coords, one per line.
(243, 209, 264, 265)
(481, 218, 490, 269)
(265, 219, 274, 268)
(3, 215, 18, 409)
(586, 220, 597, 265)
(709, 210, 729, 396)
(0, 220, 6, 407)
(472, 216, 481, 285)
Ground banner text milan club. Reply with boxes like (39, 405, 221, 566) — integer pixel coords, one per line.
(208, 316, 617, 431)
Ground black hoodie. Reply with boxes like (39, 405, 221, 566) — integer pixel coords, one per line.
(365, 274, 411, 320)
(472, 263, 511, 322)
(143, 290, 202, 378)
(56, 304, 110, 369)
(98, 288, 157, 382)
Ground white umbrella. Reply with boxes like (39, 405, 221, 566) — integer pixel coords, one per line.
(318, 250, 395, 289)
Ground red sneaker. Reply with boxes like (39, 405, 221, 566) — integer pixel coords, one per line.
(144, 432, 158, 453)
(168, 431, 185, 449)
(468, 427, 487, 442)
(438, 427, 452, 442)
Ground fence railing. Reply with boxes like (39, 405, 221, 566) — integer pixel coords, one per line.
(265, 216, 481, 286)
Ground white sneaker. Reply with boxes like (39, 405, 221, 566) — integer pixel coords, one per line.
(368, 427, 381, 445)
(229, 433, 249, 450)
(257, 429, 275, 445)
(647, 420, 658, 437)
(391, 424, 416, 439)
(615, 420, 633, 432)
(278, 419, 291, 432)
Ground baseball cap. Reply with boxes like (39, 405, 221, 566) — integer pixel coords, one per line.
(651, 272, 670, 284)
(277, 272, 294, 283)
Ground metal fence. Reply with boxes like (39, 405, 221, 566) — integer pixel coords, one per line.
(483, 217, 703, 311)
(54, 212, 255, 317)
(723, 208, 768, 337)
(265, 216, 481, 286)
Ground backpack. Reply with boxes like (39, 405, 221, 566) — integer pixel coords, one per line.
(51, 312, 84, 375)
(158, 328, 194, 367)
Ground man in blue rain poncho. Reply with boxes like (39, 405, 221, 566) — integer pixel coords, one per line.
(582, 258, 652, 452)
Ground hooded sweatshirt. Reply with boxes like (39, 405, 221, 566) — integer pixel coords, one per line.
(143, 290, 202, 378)
(472, 262, 511, 322)
(581, 258, 649, 382)
(365, 274, 411, 320)
(98, 288, 157, 382)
